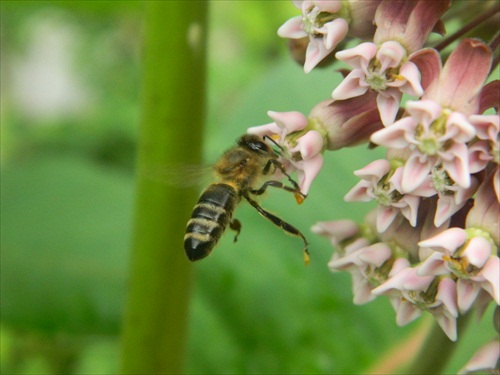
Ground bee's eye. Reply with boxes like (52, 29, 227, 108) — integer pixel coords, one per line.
(247, 140, 269, 153)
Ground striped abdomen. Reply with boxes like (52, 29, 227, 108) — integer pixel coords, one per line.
(184, 183, 239, 261)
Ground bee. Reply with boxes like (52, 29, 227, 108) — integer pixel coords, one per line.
(184, 134, 310, 265)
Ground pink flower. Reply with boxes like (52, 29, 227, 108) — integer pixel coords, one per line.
(328, 242, 393, 305)
(466, 170, 500, 243)
(332, 0, 451, 125)
(418, 228, 499, 313)
(278, 0, 348, 73)
(344, 159, 421, 232)
(308, 94, 384, 150)
(469, 114, 500, 170)
(333, 41, 423, 125)
(247, 110, 324, 195)
(311, 219, 360, 248)
(458, 340, 500, 375)
(371, 100, 476, 192)
(373, 261, 459, 340)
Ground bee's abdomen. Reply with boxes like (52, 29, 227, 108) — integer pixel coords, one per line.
(184, 183, 238, 261)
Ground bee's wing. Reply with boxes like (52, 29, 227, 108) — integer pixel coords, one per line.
(140, 163, 214, 189)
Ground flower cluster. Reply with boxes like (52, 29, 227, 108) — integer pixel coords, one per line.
(248, 0, 499, 372)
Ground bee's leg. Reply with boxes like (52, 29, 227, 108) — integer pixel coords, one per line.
(262, 159, 306, 200)
(250, 180, 298, 196)
(243, 193, 310, 265)
(229, 218, 241, 243)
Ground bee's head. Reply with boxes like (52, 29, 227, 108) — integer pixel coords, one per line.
(238, 134, 274, 156)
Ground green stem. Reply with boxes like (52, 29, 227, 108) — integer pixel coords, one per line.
(120, 1, 207, 374)
(406, 312, 473, 374)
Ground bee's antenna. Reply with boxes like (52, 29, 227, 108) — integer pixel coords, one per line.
(263, 135, 284, 155)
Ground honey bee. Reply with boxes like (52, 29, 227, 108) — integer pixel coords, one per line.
(184, 134, 310, 264)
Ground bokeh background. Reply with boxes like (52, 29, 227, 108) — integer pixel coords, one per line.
(1, 1, 493, 374)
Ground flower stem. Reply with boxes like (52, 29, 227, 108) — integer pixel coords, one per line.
(119, 1, 207, 374)
(406, 312, 473, 374)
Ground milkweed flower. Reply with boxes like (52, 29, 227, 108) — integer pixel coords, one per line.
(332, 0, 450, 125)
(247, 110, 324, 195)
(259, 0, 499, 370)
(278, 0, 382, 73)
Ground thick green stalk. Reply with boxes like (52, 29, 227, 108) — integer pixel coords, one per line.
(406, 312, 472, 374)
(120, 2, 207, 374)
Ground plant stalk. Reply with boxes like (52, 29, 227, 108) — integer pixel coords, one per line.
(120, 1, 208, 374)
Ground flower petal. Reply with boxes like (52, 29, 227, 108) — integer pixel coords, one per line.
(370, 117, 414, 148)
(437, 39, 492, 113)
(277, 16, 307, 39)
(376, 89, 402, 126)
(335, 42, 377, 69)
(323, 18, 348, 50)
(332, 69, 369, 100)
(267, 110, 308, 133)
(398, 61, 424, 97)
(401, 152, 433, 193)
(418, 227, 467, 254)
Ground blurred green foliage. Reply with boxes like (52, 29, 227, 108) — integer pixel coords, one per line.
(0, 1, 494, 374)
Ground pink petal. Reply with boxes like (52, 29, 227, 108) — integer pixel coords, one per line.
(401, 152, 433, 193)
(417, 252, 448, 276)
(370, 117, 414, 147)
(402, 0, 451, 52)
(376, 89, 402, 126)
(479, 256, 500, 304)
(444, 112, 476, 142)
(406, 99, 442, 124)
(458, 341, 500, 375)
(353, 159, 390, 180)
(456, 279, 481, 313)
(410, 48, 442, 97)
(396, 301, 422, 326)
(435, 278, 458, 317)
(247, 122, 282, 137)
(335, 42, 377, 69)
(311, 219, 358, 238)
(344, 180, 373, 202)
(373, 0, 416, 44)
(332, 69, 369, 100)
(377, 266, 434, 294)
(469, 114, 499, 141)
(434, 195, 465, 227)
(304, 39, 331, 73)
(323, 18, 348, 50)
(267, 110, 308, 133)
(295, 153, 323, 195)
(398, 195, 421, 227)
(351, 271, 377, 305)
(418, 227, 467, 254)
(376, 205, 398, 233)
(290, 130, 324, 160)
(478, 80, 500, 114)
(376, 41, 406, 71)
(277, 16, 307, 39)
(441, 142, 470, 189)
(434, 311, 457, 341)
(399, 61, 424, 97)
(467, 141, 491, 174)
(357, 243, 392, 267)
(462, 236, 492, 268)
(437, 39, 492, 112)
